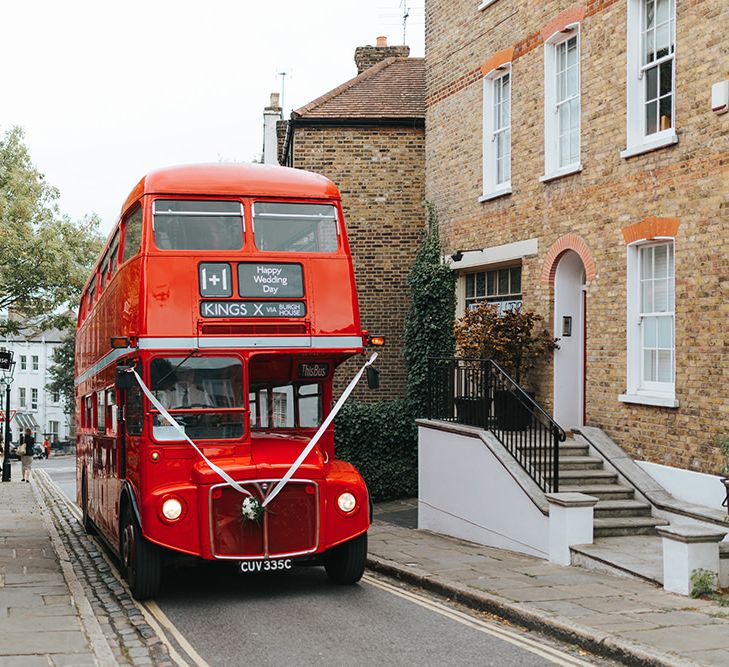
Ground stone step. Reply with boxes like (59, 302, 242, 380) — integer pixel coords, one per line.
(593, 499, 653, 518)
(570, 536, 664, 585)
(559, 484, 636, 500)
(550, 469, 618, 486)
(593, 516, 669, 538)
(517, 442, 589, 457)
(558, 442, 590, 457)
(557, 456, 605, 471)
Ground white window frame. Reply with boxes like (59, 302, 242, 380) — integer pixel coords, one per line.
(464, 265, 523, 314)
(19, 387, 26, 408)
(542, 25, 582, 181)
(32, 355, 39, 371)
(31, 387, 38, 410)
(621, 0, 677, 159)
(620, 238, 678, 407)
(481, 64, 512, 201)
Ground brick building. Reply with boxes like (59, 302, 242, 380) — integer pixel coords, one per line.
(425, 1, 728, 474)
(278, 38, 426, 399)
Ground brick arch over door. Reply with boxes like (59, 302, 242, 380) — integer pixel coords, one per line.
(541, 234, 596, 287)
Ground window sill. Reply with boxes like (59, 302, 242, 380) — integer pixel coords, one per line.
(619, 392, 679, 408)
(479, 186, 512, 202)
(540, 164, 583, 183)
(478, 0, 499, 9)
(620, 131, 678, 159)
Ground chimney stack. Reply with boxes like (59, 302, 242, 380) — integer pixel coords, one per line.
(354, 36, 410, 74)
(262, 92, 282, 165)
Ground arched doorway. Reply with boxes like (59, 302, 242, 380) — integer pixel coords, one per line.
(552, 250, 586, 429)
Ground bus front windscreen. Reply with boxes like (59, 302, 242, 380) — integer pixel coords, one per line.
(150, 356, 245, 441)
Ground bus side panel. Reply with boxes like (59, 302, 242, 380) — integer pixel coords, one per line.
(142, 259, 194, 337)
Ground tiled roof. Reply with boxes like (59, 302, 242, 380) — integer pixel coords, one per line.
(293, 57, 425, 120)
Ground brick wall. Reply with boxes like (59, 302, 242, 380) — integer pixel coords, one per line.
(425, 0, 729, 472)
(289, 124, 425, 400)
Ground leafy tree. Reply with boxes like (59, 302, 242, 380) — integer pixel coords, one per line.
(0, 126, 103, 335)
(404, 202, 456, 412)
(47, 330, 76, 416)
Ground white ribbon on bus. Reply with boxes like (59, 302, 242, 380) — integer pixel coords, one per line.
(127, 352, 378, 506)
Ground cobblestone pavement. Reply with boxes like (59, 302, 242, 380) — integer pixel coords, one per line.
(369, 499, 729, 667)
(32, 471, 176, 667)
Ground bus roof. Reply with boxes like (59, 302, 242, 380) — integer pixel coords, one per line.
(121, 163, 340, 217)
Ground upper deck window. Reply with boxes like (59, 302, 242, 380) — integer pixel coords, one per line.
(253, 202, 338, 253)
(153, 200, 244, 250)
(122, 207, 143, 263)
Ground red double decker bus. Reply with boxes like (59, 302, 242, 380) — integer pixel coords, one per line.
(75, 163, 374, 599)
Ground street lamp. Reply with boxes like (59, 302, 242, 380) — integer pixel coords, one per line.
(0, 351, 16, 482)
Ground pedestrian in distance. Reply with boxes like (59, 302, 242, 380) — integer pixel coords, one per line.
(20, 428, 35, 482)
(43, 436, 51, 459)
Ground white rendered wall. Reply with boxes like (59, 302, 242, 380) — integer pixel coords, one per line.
(418, 425, 549, 559)
(637, 460, 726, 511)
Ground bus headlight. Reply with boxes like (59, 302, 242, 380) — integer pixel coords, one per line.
(337, 492, 357, 514)
(161, 497, 184, 521)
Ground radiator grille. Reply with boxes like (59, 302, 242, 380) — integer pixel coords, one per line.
(210, 480, 319, 559)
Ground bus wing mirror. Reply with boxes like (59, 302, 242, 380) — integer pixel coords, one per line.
(115, 366, 136, 391)
(366, 366, 380, 390)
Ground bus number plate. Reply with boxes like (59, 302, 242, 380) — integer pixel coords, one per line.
(239, 558, 292, 574)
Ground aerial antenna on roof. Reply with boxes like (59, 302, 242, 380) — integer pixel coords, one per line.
(399, 0, 410, 45)
(277, 69, 291, 115)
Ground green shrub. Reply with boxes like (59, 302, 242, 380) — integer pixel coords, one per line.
(335, 398, 418, 502)
(690, 568, 717, 598)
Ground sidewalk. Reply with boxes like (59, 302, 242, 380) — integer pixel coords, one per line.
(369, 499, 729, 667)
(0, 475, 108, 666)
(0, 464, 176, 667)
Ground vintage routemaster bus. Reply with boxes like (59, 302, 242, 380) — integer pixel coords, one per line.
(75, 163, 375, 599)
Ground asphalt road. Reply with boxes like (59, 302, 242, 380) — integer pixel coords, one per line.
(38, 456, 607, 666)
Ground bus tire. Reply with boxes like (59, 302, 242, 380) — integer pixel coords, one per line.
(324, 532, 367, 585)
(81, 475, 95, 536)
(121, 509, 161, 600)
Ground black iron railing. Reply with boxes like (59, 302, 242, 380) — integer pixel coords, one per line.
(427, 357, 567, 493)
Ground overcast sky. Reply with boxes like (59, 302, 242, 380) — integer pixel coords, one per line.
(1, 0, 424, 239)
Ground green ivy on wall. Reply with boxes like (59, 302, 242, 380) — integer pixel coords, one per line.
(335, 203, 456, 501)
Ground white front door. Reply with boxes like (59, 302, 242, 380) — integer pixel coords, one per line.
(553, 251, 586, 429)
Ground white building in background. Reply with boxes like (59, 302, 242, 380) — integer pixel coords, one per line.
(0, 327, 71, 444)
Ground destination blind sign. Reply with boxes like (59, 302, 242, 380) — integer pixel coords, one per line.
(201, 301, 306, 318)
(298, 362, 330, 379)
(238, 263, 303, 298)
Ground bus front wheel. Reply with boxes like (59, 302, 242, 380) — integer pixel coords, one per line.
(324, 532, 367, 585)
(121, 510, 161, 600)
